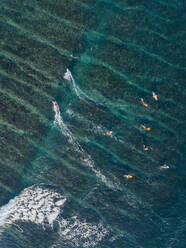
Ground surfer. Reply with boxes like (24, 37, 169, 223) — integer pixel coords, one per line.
(106, 131, 113, 136)
(52, 101, 60, 112)
(143, 144, 152, 151)
(123, 174, 133, 179)
(141, 124, 151, 131)
(70, 54, 79, 59)
(159, 164, 169, 169)
(140, 98, 148, 107)
(152, 91, 158, 101)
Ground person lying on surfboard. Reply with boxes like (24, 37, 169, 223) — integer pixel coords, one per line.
(142, 144, 152, 151)
(140, 98, 148, 107)
(141, 124, 151, 131)
(123, 174, 133, 179)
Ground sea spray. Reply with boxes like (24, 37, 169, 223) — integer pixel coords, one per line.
(52, 101, 120, 190)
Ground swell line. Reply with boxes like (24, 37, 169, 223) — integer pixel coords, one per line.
(0, 87, 50, 127)
(53, 102, 121, 190)
(0, 121, 94, 181)
(0, 152, 24, 180)
(136, 27, 170, 41)
(1, 3, 85, 34)
(80, 88, 179, 138)
(156, 0, 181, 9)
(92, 32, 186, 71)
(0, 69, 53, 102)
(83, 138, 153, 178)
(0, 182, 12, 193)
(0, 117, 26, 136)
(100, 0, 173, 23)
(0, 50, 59, 88)
(1, 18, 70, 60)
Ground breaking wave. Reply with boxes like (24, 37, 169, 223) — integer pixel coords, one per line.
(52, 216, 109, 248)
(0, 185, 66, 230)
(0, 185, 110, 248)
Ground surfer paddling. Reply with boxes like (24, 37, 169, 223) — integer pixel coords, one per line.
(159, 164, 169, 169)
(106, 131, 113, 136)
(142, 144, 152, 151)
(123, 174, 133, 179)
(70, 54, 79, 59)
(140, 98, 148, 107)
(141, 124, 151, 131)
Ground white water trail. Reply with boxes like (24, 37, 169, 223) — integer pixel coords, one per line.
(64, 69, 84, 100)
(63, 69, 95, 103)
(66, 109, 107, 137)
(53, 104, 83, 153)
(53, 103, 119, 190)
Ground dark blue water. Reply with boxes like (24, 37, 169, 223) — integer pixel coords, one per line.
(0, 0, 185, 247)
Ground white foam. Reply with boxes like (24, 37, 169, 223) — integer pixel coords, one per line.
(48, 208, 60, 225)
(64, 69, 95, 103)
(53, 103, 118, 190)
(0, 199, 16, 227)
(66, 109, 107, 136)
(53, 104, 78, 148)
(54, 216, 109, 248)
(0, 185, 66, 229)
(55, 199, 66, 206)
(63, 68, 72, 81)
(64, 69, 82, 99)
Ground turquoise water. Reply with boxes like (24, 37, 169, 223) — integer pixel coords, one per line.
(0, 0, 185, 247)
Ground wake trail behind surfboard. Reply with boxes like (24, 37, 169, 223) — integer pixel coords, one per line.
(64, 69, 83, 100)
(52, 102, 120, 190)
(63, 69, 96, 103)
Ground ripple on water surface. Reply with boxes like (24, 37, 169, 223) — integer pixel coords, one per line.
(0, 0, 185, 248)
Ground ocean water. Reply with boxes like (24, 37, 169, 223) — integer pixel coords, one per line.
(0, 0, 185, 247)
